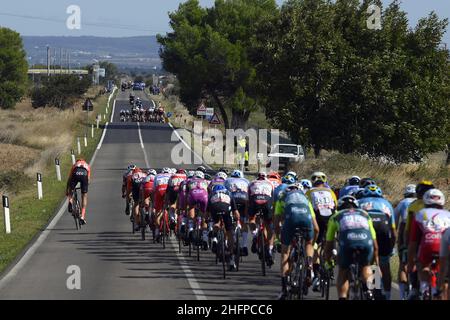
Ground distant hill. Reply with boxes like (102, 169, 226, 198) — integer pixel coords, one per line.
(22, 36, 161, 71)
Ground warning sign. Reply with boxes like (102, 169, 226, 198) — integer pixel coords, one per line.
(209, 112, 221, 125)
(197, 103, 207, 116)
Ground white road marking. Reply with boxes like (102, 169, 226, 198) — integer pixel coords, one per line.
(169, 236, 207, 300)
(96, 122, 109, 150)
(110, 99, 116, 123)
(137, 122, 150, 168)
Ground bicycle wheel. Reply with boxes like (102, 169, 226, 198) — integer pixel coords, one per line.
(72, 194, 80, 230)
(298, 253, 305, 300)
(178, 215, 182, 254)
(196, 228, 200, 262)
(219, 230, 226, 279)
(140, 213, 146, 241)
(235, 228, 241, 272)
(259, 230, 266, 277)
(162, 211, 167, 249)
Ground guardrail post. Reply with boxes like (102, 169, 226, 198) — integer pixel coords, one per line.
(84, 134, 88, 147)
(37, 173, 43, 200)
(91, 124, 94, 138)
(55, 158, 61, 181)
(96, 116, 100, 129)
(3, 195, 11, 234)
(71, 149, 76, 165)
(77, 137, 81, 155)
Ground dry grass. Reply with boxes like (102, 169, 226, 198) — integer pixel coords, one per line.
(292, 150, 450, 206)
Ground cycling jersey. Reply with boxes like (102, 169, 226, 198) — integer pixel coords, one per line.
(305, 187, 337, 218)
(70, 160, 91, 179)
(404, 199, 425, 245)
(167, 173, 187, 205)
(268, 177, 282, 189)
(140, 175, 155, 200)
(153, 173, 171, 212)
(326, 208, 377, 269)
(440, 227, 450, 258)
(224, 177, 250, 203)
(410, 207, 450, 265)
(69, 160, 91, 194)
(187, 178, 209, 213)
(275, 189, 315, 245)
(248, 179, 274, 221)
(131, 172, 147, 202)
(358, 196, 395, 258)
(395, 197, 416, 227)
(273, 183, 289, 204)
(208, 190, 237, 231)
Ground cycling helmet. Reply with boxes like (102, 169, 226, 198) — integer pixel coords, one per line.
(196, 166, 207, 173)
(404, 184, 416, 197)
(287, 182, 304, 192)
(218, 167, 228, 174)
(187, 170, 195, 178)
(300, 179, 313, 190)
(216, 172, 228, 180)
(147, 169, 157, 176)
(311, 171, 327, 185)
(362, 185, 383, 198)
(132, 167, 142, 174)
(268, 171, 281, 179)
(212, 184, 227, 194)
(338, 195, 359, 210)
(348, 176, 361, 186)
(354, 188, 365, 199)
(171, 168, 177, 174)
(177, 168, 186, 174)
(282, 175, 296, 185)
(161, 167, 171, 174)
(231, 170, 244, 178)
(423, 188, 445, 207)
(127, 164, 137, 171)
(195, 171, 205, 179)
(285, 171, 298, 180)
(416, 180, 434, 198)
(359, 178, 376, 188)
(257, 171, 267, 180)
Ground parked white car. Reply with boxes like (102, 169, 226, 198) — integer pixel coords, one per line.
(267, 144, 305, 168)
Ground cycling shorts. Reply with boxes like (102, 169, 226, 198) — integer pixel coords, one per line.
(70, 167, 89, 194)
(316, 213, 332, 245)
(166, 187, 179, 206)
(248, 195, 272, 222)
(132, 182, 141, 202)
(338, 242, 374, 269)
(281, 214, 314, 246)
(418, 244, 440, 266)
(153, 188, 167, 213)
(210, 202, 233, 232)
(178, 190, 187, 210)
(188, 189, 208, 214)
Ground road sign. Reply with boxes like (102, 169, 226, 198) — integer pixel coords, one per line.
(98, 68, 106, 77)
(83, 98, 93, 111)
(209, 112, 221, 125)
(206, 108, 214, 116)
(197, 103, 207, 116)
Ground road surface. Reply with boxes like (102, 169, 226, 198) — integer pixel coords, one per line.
(0, 89, 399, 300)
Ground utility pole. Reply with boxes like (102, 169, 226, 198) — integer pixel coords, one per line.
(46, 45, 50, 76)
(60, 48, 63, 74)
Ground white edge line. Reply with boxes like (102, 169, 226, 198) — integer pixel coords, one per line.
(96, 122, 109, 150)
(137, 122, 150, 168)
(110, 99, 116, 123)
(0, 89, 117, 290)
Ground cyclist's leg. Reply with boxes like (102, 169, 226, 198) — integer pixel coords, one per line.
(79, 172, 89, 219)
(379, 255, 392, 299)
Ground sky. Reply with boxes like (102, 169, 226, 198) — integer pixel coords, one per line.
(0, 0, 448, 44)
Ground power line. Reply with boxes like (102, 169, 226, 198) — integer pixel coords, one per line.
(0, 12, 167, 33)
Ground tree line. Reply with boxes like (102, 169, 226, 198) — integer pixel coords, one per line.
(158, 0, 450, 163)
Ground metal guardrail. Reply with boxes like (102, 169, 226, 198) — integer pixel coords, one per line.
(28, 69, 88, 75)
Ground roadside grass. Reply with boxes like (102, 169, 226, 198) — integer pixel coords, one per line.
(0, 89, 116, 274)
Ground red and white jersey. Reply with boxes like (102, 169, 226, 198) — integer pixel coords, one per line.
(249, 179, 274, 197)
(168, 173, 187, 192)
(131, 171, 147, 184)
(410, 207, 450, 254)
(141, 174, 155, 190)
(71, 160, 91, 178)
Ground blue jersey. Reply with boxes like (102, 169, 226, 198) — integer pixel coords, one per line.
(394, 197, 416, 226)
(274, 183, 289, 203)
(339, 185, 360, 198)
(224, 177, 249, 201)
(358, 197, 395, 228)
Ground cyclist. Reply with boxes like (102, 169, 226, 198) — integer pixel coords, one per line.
(129, 167, 147, 231)
(208, 184, 240, 270)
(276, 182, 319, 300)
(407, 188, 450, 299)
(208, 171, 228, 193)
(359, 177, 377, 189)
(167, 168, 187, 229)
(178, 170, 195, 242)
(152, 168, 172, 242)
(300, 179, 312, 192)
(395, 184, 417, 299)
(325, 195, 379, 300)
(268, 171, 282, 189)
(305, 171, 337, 291)
(225, 169, 250, 256)
(67, 158, 91, 225)
(122, 164, 136, 215)
(358, 185, 395, 300)
(438, 227, 450, 300)
(338, 176, 361, 199)
(187, 170, 210, 250)
(404, 180, 435, 299)
(248, 172, 275, 265)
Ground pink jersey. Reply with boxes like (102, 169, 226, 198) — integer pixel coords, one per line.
(249, 179, 274, 197)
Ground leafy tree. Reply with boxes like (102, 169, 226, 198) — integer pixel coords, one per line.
(0, 27, 28, 109)
(31, 75, 91, 109)
(260, 0, 450, 162)
(158, 0, 277, 129)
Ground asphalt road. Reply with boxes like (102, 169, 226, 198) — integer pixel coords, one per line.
(0, 90, 399, 300)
